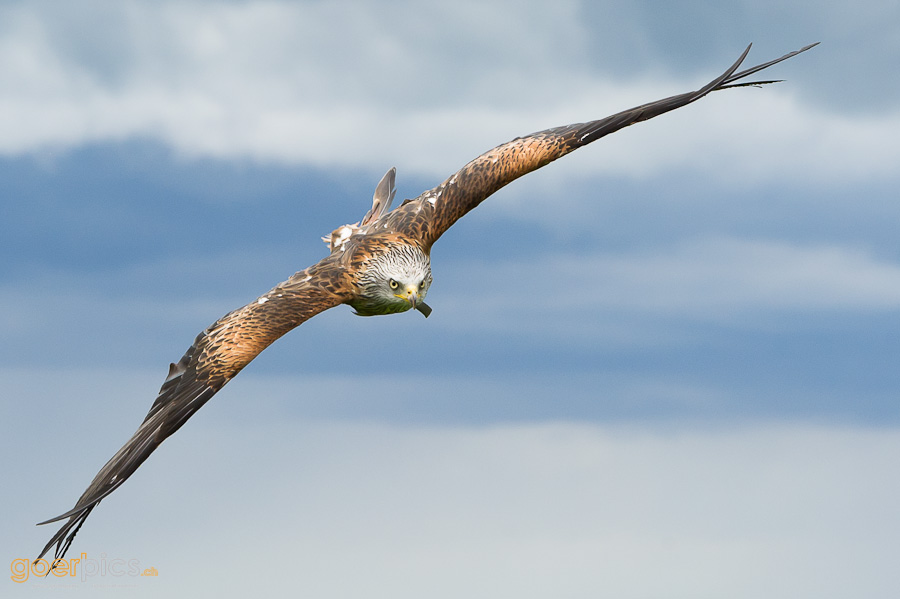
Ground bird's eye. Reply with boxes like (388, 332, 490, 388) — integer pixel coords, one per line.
(419, 280, 426, 289)
(389, 279, 399, 289)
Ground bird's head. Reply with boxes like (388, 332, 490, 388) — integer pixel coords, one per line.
(351, 245, 433, 317)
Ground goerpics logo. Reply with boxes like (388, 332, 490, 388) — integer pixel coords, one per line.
(10, 553, 157, 583)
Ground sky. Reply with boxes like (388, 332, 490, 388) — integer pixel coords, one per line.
(2, 0, 899, 597)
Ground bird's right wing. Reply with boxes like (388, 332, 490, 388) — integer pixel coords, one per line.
(406, 42, 817, 248)
(36, 256, 353, 566)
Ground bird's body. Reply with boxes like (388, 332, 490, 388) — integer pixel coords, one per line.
(35, 43, 817, 567)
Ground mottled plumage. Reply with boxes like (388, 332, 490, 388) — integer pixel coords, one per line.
(36, 43, 816, 567)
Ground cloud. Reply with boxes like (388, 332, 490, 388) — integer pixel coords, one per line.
(1, 1, 897, 184)
(11, 405, 899, 597)
(3, 5, 898, 595)
(437, 237, 900, 337)
(6, 237, 898, 370)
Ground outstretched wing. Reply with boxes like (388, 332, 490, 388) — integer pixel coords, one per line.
(405, 43, 816, 248)
(36, 256, 352, 565)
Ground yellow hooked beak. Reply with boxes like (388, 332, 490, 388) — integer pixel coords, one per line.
(395, 285, 432, 318)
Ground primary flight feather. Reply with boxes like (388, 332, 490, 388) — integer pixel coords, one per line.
(36, 42, 817, 565)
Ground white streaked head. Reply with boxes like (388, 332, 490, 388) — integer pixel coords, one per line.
(351, 245, 432, 317)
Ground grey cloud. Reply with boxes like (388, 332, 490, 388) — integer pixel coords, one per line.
(7, 402, 899, 597)
(6, 0, 887, 183)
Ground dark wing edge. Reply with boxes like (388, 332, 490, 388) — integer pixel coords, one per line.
(417, 42, 818, 247)
(35, 257, 352, 568)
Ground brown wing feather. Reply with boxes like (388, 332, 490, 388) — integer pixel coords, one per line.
(35, 256, 352, 565)
(403, 42, 817, 248)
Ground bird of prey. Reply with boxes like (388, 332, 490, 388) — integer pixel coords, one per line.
(36, 42, 816, 566)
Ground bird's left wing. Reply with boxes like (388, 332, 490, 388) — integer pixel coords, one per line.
(409, 43, 816, 248)
(35, 257, 352, 565)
